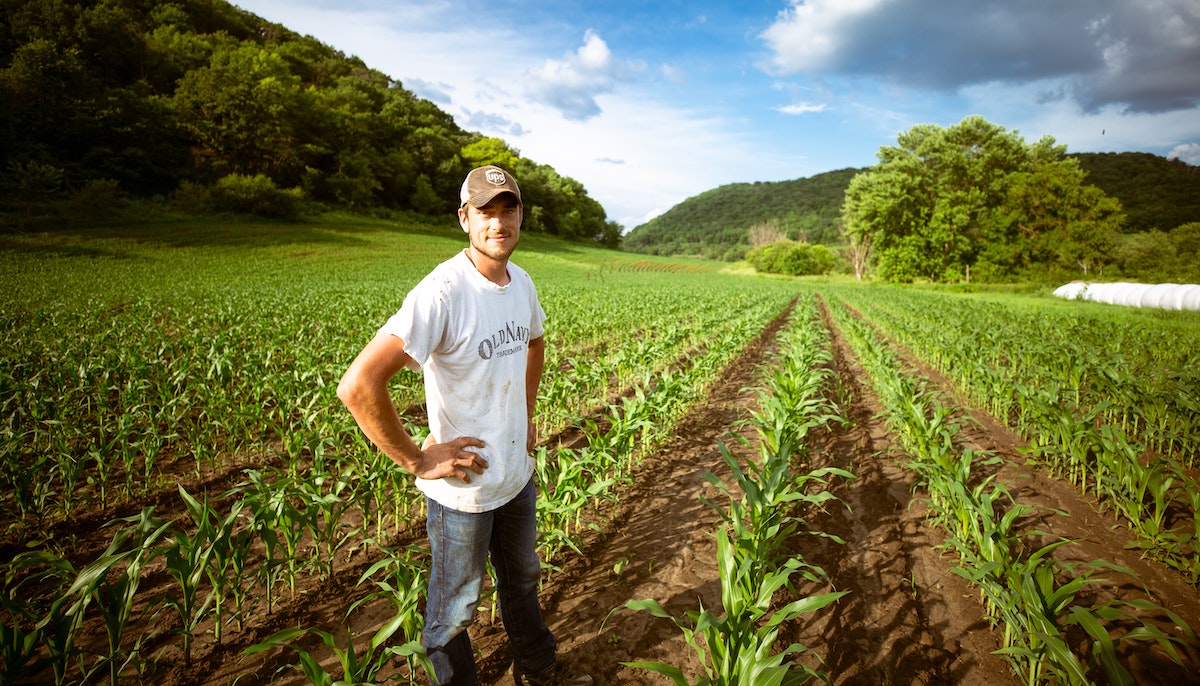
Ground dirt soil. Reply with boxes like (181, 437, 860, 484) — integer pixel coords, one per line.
(16, 297, 1200, 686)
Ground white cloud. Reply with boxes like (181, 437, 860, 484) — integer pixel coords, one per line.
(759, 0, 885, 73)
(525, 31, 632, 120)
(459, 109, 527, 138)
(961, 80, 1200, 158)
(661, 64, 686, 84)
(507, 93, 806, 230)
(778, 103, 827, 115)
(1168, 143, 1200, 166)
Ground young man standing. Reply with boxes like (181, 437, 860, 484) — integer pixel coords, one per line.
(337, 166, 591, 686)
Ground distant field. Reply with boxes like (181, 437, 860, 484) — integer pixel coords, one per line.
(2, 216, 1197, 685)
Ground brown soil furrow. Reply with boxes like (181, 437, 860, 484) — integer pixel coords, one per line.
(830, 297, 1200, 684)
(778, 301, 1015, 685)
(467, 301, 794, 684)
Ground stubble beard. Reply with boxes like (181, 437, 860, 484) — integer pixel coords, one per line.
(471, 233, 518, 263)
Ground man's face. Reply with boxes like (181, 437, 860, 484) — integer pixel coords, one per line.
(460, 194, 522, 263)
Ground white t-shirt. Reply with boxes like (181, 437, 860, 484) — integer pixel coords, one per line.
(380, 250, 547, 512)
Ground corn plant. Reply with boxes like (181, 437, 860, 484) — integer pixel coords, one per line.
(535, 445, 619, 561)
(703, 444, 849, 582)
(827, 294, 1197, 685)
(203, 493, 250, 645)
(295, 468, 353, 580)
(339, 431, 393, 552)
(351, 545, 429, 643)
(0, 614, 43, 684)
(3, 551, 75, 684)
(244, 612, 434, 685)
(237, 468, 312, 613)
(73, 508, 172, 685)
(6, 509, 171, 686)
(19, 553, 84, 686)
(1167, 485, 1200, 584)
(991, 546, 1192, 686)
(215, 521, 256, 635)
(618, 526, 846, 686)
(164, 486, 241, 663)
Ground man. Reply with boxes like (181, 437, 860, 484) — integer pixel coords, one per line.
(337, 165, 591, 686)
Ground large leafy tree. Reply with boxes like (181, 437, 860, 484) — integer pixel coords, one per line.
(172, 44, 307, 181)
(842, 116, 1123, 282)
(985, 143, 1122, 277)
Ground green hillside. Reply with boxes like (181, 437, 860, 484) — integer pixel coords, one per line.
(622, 168, 860, 261)
(0, 0, 618, 244)
(5, 0, 1196, 269)
(1073, 152, 1200, 233)
(623, 152, 1200, 266)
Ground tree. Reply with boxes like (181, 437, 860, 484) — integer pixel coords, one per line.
(1, 160, 65, 226)
(460, 137, 520, 170)
(510, 159, 613, 243)
(0, 38, 89, 173)
(0, 0, 614, 238)
(842, 116, 1124, 282)
(324, 148, 382, 208)
(172, 44, 308, 181)
(746, 240, 835, 276)
(595, 219, 623, 248)
(211, 173, 301, 218)
(749, 220, 786, 247)
(1110, 222, 1200, 283)
(844, 226, 871, 280)
(410, 174, 441, 215)
(983, 148, 1122, 278)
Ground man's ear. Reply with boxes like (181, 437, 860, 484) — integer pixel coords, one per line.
(458, 206, 469, 232)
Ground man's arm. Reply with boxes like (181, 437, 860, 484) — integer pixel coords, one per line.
(338, 332, 487, 482)
(525, 335, 545, 453)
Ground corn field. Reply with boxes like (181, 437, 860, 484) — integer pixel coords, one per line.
(2, 223, 1198, 684)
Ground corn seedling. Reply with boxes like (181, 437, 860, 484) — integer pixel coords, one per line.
(244, 614, 433, 686)
(617, 526, 846, 686)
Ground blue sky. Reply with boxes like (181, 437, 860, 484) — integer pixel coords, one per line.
(232, 0, 1200, 231)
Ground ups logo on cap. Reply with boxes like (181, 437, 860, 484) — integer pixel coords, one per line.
(485, 169, 507, 186)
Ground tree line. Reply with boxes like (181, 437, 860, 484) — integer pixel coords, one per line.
(624, 121, 1199, 283)
(0, 0, 620, 245)
(842, 117, 1199, 283)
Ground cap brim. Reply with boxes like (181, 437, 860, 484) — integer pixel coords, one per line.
(465, 188, 521, 208)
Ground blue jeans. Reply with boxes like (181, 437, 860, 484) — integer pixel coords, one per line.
(423, 477, 557, 686)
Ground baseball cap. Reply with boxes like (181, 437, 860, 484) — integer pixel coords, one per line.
(460, 165, 522, 208)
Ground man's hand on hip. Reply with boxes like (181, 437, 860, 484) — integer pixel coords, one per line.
(417, 435, 488, 482)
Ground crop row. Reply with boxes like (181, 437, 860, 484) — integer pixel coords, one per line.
(0, 274, 793, 537)
(1, 270, 797, 684)
(618, 294, 853, 684)
(826, 288, 1199, 583)
(826, 296, 1194, 685)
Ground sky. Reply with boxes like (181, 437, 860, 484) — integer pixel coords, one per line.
(232, 0, 1200, 231)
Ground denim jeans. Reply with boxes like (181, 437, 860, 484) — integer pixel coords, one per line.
(423, 477, 557, 686)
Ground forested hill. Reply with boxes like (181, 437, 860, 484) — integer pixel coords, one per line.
(0, 0, 619, 244)
(622, 152, 1200, 261)
(1073, 152, 1200, 233)
(621, 168, 861, 261)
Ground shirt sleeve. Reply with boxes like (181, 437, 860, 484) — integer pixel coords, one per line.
(379, 277, 450, 369)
